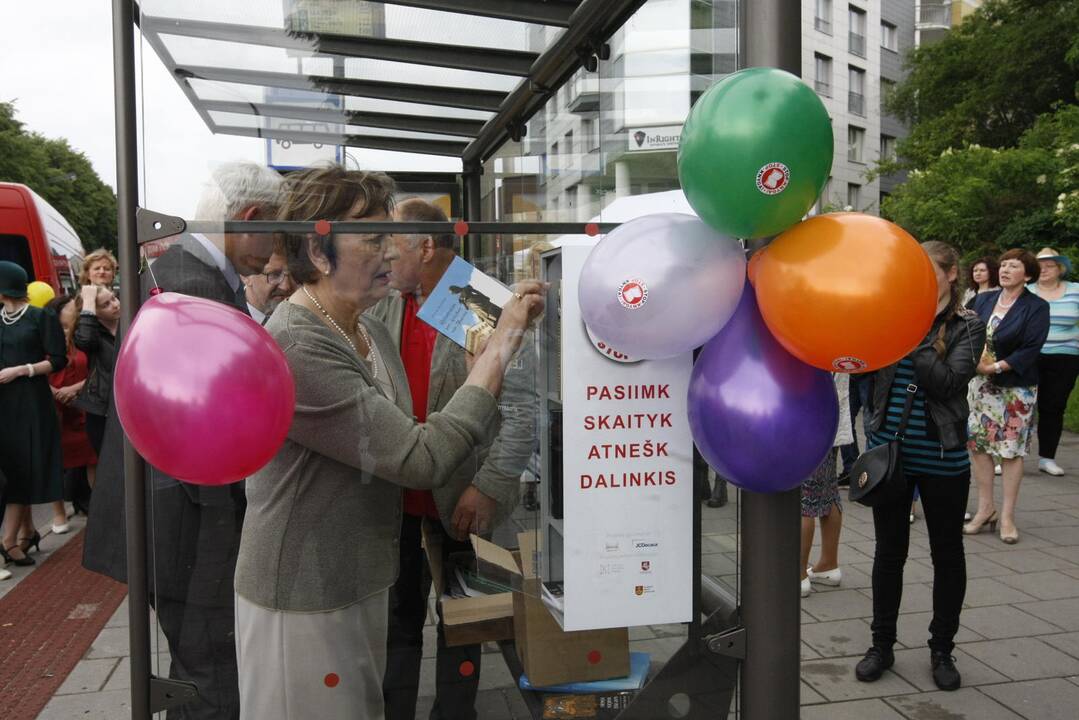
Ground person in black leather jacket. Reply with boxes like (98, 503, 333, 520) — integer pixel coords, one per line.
(855, 241, 986, 692)
(73, 284, 119, 457)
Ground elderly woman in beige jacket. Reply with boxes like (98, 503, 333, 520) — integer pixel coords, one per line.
(233, 166, 544, 720)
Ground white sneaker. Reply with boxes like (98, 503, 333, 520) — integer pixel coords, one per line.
(52, 523, 70, 535)
(801, 576, 811, 598)
(808, 567, 843, 586)
(0, 567, 11, 581)
(1039, 458, 1065, 476)
(994, 464, 1002, 476)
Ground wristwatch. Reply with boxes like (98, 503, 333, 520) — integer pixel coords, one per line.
(993, 362, 1003, 374)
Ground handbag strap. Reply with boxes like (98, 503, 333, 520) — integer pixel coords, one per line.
(894, 384, 918, 440)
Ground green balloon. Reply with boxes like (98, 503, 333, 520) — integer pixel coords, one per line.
(678, 67, 833, 239)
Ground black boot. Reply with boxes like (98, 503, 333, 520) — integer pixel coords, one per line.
(931, 651, 961, 691)
(855, 646, 894, 682)
(707, 476, 728, 508)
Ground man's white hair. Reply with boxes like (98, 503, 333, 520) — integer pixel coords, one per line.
(194, 162, 283, 222)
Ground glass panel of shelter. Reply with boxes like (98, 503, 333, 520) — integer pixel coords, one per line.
(118, 1, 746, 717)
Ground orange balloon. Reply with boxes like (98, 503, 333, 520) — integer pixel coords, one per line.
(747, 250, 763, 287)
(753, 213, 937, 373)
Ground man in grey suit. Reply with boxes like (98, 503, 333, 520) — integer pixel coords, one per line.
(372, 198, 537, 720)
(82, 162, 282, 720)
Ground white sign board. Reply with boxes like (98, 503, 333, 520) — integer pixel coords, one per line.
(264, 87, 344, 171)
(559, 243, 694, 630)
(627, 125, 683, 152)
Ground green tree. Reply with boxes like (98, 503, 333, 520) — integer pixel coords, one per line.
(884, 0, 1079, 169)
(876, 0, 1079, 257)
(0, 101, 117, 254)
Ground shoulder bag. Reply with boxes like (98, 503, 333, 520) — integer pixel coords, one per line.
(848, 383, 917, 508)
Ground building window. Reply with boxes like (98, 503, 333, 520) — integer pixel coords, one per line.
(550, 141, 560, 175)
(848, 126, 865, 163)
(814, 54, 833, 97)
(847, 183, 860, 209)
(881, 21, 898, 52)
(564, 130, 574, 170)
(848, 6, 867, 58)
(880, 78, 896, 113)
(880, 134, 896, 162)
(815, 0, 832, 34)
(848, 66, 866, 116)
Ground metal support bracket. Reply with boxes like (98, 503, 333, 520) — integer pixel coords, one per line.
(136, 208, 186, 244)
(149, 676, 199, 714)
(507, 122, 527, 142)
(705, 626, 746, 660)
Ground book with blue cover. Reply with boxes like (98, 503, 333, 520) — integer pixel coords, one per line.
(416, 256, 514, 353)
(518, 652, 651, 693)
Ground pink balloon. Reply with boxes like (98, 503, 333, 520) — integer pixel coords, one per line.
(114, 293, 295, 485)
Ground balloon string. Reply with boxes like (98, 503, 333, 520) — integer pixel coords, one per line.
(143, 249, 161, 292)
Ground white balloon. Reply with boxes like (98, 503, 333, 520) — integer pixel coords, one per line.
(578, 213, 746, 360)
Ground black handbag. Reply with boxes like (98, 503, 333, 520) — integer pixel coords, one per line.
(848, 383, 917, 508)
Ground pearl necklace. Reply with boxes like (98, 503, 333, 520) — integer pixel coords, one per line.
(1, 302, 29, 325)
(302, 286, 378, 380)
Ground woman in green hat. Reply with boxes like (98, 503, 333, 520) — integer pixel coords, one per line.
(0, 260, 67, 568)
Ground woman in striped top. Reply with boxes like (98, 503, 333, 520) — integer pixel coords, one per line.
(855, 241, 986, 692)
(1029, 248, 1078, 476)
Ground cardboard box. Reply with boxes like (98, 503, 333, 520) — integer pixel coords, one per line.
(499, 533, 630, 687)
(422, 521, 514, 648)
(423, 525, 630, 686)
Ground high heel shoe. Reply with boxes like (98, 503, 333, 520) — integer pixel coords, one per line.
(1000, 524, 1020, 544)
(1, 545, 36, 567)
(963, 511, 998, 535)
(18, 531, 42, 554)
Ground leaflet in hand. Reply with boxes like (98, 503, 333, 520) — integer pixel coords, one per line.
(417, 256, 514, 353)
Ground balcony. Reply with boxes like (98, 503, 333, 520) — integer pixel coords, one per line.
(848, 91, 865, 116)
(566, 75, 600, 114)
(814, 80, 833, 97)
(849, 32, 866, 58)
(917, 3, 951, 28)
(814, 16, 832, 34)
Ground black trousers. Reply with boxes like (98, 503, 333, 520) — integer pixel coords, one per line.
(152, 595, 240, 720)
(86, 412, 106, 456)
(384, 514, 482, 720)
(870, 470, 969, 654)
(1036, 354, 1079, 459)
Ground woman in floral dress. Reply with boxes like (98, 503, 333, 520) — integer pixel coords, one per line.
(965, 249, 1050, 544)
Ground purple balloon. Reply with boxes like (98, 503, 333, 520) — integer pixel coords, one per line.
(688, 287, 838, 493)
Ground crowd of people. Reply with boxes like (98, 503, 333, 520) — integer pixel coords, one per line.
(2, 159, 1077, 716)
(800, 242, 1076, 692)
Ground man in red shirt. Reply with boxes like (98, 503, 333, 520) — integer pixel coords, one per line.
(371, 198, 536, 720)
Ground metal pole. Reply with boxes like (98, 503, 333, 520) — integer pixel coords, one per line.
(462, 164, 482, 261)
(738, 1, 803, 718)
(112, 1, 151, 718)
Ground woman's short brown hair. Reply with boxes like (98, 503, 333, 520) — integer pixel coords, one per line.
(78, 248, 119, 286)
(998, 248, 1040, 282)
(276, 165, 396, 284)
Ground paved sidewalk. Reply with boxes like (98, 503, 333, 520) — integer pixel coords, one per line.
(22, 432, 1079, 719)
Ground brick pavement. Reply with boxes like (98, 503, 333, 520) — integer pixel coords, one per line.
(20, 432, 1079, 719)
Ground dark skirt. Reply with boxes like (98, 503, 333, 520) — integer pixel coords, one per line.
(0, 375, 64, 505)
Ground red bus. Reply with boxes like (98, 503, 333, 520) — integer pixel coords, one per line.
(0, 182, 86, 294)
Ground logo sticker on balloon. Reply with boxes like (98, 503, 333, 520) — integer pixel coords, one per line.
(585, 323, 639, 364)
(756, 162, 790, 195)
(617, 279, 648, 309)
(832, 356, 868, 372)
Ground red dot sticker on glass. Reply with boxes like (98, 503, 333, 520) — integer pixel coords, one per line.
(587, 650, 602, 665)
(453, 220, 469, 237)
(458, 661, 475, 677)
(314, 219, 332, 236)
(324, 673, 340, 688)
(584, 222, 600, 237)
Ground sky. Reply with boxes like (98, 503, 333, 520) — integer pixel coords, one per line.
(1, 1, 463, 220)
